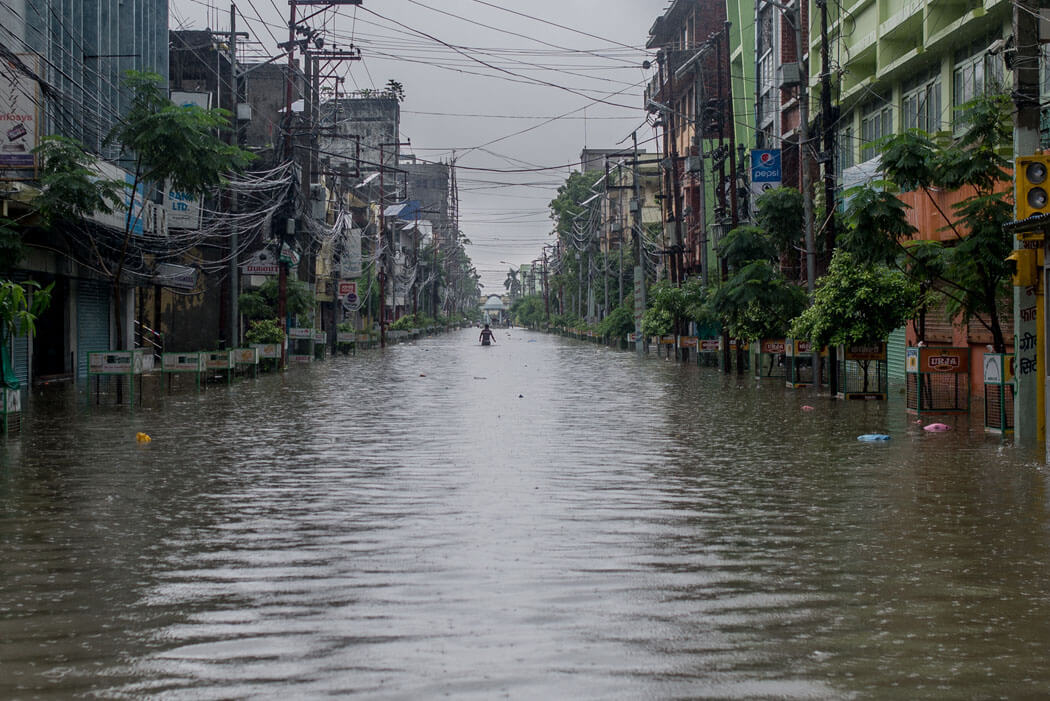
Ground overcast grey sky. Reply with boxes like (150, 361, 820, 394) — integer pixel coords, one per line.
(171, 0, 669, 292)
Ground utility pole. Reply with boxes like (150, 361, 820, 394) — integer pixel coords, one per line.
(1013, 0, 1044, 449)
(767, 0, 818, 386)
(543, 247, 550, 325)
(818, 0, 837, 393)
(226, 3, 247, 349)
(632, 131, 646, 354)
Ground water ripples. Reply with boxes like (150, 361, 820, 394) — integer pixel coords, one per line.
(1, 328, 1049, 699)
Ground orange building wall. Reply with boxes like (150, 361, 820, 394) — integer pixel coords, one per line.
(896, 181, 1014, 400)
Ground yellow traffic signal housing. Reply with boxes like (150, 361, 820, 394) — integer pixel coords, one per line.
(1016, 154, 1050, 220)
(1007, 248, 1037, 287)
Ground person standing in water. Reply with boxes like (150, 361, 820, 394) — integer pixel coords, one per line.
(479, 324, 496, 345)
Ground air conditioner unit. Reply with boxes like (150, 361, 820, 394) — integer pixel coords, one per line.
(779, 62, 801, 88)
(629, 199, 641, 213)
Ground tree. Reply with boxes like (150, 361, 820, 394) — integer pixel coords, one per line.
(35, 70, 254, 350)
(711, 221, 806, 342)
(838, 93, 1014, 351)
(790, 250, 919, 348)
(384, 80, 405, 102)
(239, 278, 314, 323)
(712, 260, 807, 341)
(0, 280, 52, 388)
(503, 267, 521, 298)
(510, 295, 545, 328)
(640, 279, 706, 338)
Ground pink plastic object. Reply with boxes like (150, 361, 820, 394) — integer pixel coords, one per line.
(923, 423, 951, 432)
(801, 405, 815, 411)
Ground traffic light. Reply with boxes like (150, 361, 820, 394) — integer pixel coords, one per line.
(1015, 154, 1050, 220)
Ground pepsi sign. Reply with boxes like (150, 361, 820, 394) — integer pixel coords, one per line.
(750, 149, 782, 202)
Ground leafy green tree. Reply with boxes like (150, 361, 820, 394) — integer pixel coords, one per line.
(839, 93, 1013, 351)
(0, 280, 52, 387)
(717, 225, 778, 271)
(238, 278, 314, 323)
(510, 295, 546, 328)
(790, 250, 920, 347)
(597, 301, 634, 340)
(712, 261, 807, 341)
(641, 279, 706, 338)
(753, 187, 804, 255)
(245, 318, 285, 344)
(503, 267, 521, 299)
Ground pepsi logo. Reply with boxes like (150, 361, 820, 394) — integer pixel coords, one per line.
(760, 152, 772, 164)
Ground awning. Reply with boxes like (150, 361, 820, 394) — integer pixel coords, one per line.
(383, 200, 421, 220)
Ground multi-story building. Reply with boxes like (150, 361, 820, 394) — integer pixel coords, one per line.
(0, 0, 167, 389)
(645, 0, 744, 284)
(828, 0, 1012, 393)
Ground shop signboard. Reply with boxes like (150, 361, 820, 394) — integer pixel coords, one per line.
(760, 339, 786, 354)
(251, 343, 281, 359)
(205, 351, 233, 370)
(920, 347, 967, 373)
(287, 327, 313, 339)
(89, 351, 133, 374)
(844, 343, 886, 361)
(233, 348, 259, 365)
(162, 352, 203, 372)
(240, 249, 279, 276)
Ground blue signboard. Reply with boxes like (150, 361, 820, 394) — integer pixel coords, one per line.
(751, 149, 782, 188)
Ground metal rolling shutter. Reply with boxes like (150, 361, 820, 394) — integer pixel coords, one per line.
(886, 326, 906, 384)
(77, 280, 110, 379)
(10, 333, 28, 386)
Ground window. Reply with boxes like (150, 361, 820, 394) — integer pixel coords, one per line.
(758, 52, 775, 125)
(953, 36, 1006, 133)
(837, 124, 855, 175)
(902, 70, 942, 133)
(860, 101, 892, 162)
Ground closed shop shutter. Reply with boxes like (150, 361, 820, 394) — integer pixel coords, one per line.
(77, 280, 110, 379)
(10, 333, 28, 386)
(887, 326, 906, 383)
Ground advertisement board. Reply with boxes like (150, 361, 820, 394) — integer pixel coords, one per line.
(205, 351, 233, 370)
(0, 55, 38, 173)
(232, 348, 259, 365)
(844, 343, 886, 361)
(760, 339, 786, 354)
(251, 343, 282, 359)
(162, 352, 203, 372)
(750, 149, 782, 202)
(920, 347, 967, 373)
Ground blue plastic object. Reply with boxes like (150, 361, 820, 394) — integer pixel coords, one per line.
(857, 434, 891, 442)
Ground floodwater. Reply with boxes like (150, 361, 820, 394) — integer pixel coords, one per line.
(1, 328, 1048, 699)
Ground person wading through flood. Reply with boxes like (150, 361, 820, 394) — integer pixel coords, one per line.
(479, 323, 496, 346)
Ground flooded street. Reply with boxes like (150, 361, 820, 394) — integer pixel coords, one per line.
(2, 328, 1049, 699)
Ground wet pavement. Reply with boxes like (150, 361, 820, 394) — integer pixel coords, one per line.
(1, 327, 1048, 699)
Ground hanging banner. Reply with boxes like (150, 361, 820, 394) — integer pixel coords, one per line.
(341, 228, 362, 278)
(750, 149, 782, 202)
(164, 180, 202, 230)
(0, 54, 38, 174)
